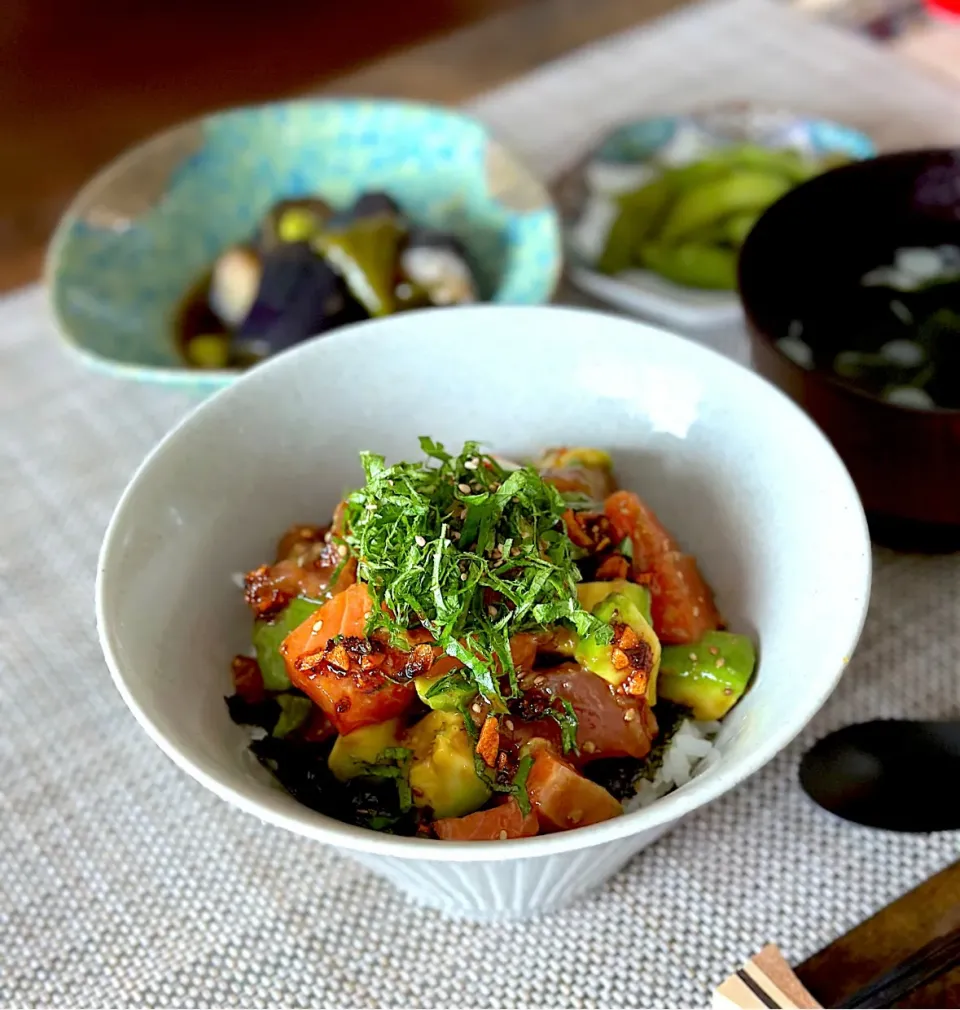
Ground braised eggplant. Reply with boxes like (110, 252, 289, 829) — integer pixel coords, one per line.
(178, 190, 481, 369)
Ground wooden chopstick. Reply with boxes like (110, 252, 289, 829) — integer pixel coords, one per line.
(714, 926, 960, 1009)
(713, 945, 823, 1009)
(843, 923, 960, 1008)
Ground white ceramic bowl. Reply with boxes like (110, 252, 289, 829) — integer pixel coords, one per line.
(97, 305, 871, 919)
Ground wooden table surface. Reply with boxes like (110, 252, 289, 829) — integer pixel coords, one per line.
(0, 0, 676, 294)
(796, 858, 960, 1008)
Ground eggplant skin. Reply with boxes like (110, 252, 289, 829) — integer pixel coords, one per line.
(236, 242, 366, 355)
(350, 191, 402, 220)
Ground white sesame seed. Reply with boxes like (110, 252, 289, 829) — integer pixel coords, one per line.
(471, 702, 482, 714)
(716, 657, 726, 668)
(458, 483, 472, 494)
(312, 619, 324, 633)
(323, 532, 333, 543)
(623, 709, 637, 721)
(498, 829, 508, 840)
(689, 652, 697, 661)
(511, 546, 520, 556)
(487, 605, 498, 617)
(463, 459, 479, 470)
(414, 535, 426, 547)
(582, 740, 596, 753)
(505, 719, 515, 731)
(460, 573, 467, 581)
(451, 531, 460, 540)
(337, 544, 348, 558)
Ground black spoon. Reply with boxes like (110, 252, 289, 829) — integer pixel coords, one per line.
(799, 719, 960, 833)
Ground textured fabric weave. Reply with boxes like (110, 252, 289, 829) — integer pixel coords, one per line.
(5, 2, 960, 1005)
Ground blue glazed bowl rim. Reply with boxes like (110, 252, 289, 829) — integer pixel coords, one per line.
(45, 97, 562, 385)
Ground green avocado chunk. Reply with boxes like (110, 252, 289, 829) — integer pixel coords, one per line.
(574, 590, 661, 703)
(577, 580, 652, 625)
(252, 597, 322, 692)
(415, 668, 477, 712)
(658, 631, 756, 720)
(272, 695, 313, 738)
(328, 719, 404, 781)
(404, 711, 491, 819)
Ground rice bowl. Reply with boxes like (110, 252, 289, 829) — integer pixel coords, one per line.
(97, 304, 871, 917)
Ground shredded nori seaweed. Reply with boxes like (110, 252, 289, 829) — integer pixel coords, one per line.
(249, 735, 421, 835)
(225, 693, 281, 733)
(226, 693, 420, 833)
(584, 757, 646, 801)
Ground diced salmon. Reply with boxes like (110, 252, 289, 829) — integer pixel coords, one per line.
(281, 583, 415, 734)
(509, 633, 539, 673)
(433, 798, 539, 841)
(244, 554, 356, 619)
(525, 748, 623, 831)
(650, 551, 722, 645)
(231, 655, 265, 704)
(604, 490, 674, 565)
(603, 491, 721, 644)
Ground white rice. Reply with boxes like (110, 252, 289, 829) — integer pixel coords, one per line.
(623, 718, 722, 812)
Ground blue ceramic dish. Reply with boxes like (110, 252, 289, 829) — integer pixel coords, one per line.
(47, 99, 561, 389)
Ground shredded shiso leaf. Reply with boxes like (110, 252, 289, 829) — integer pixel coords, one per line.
(341, 437, 611, 711)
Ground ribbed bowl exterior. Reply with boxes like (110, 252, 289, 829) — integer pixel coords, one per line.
(349, 824, 673, 918)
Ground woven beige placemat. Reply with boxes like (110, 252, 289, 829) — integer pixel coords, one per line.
(4, 2, 960, 1006)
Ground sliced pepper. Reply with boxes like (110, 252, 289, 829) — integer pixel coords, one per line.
(312, 214, 403, 317)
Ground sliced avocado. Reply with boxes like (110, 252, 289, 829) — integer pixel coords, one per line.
(253, 597, 322, 691)
(404, 711, 491, 819)
(537, 447, 613, 472)
(415, 668, 477, 712)
(658, 631, 756, 720)
(575, 592, 661, 704)
(328, 718, 403, 782)
(272, 695, 313, 738)
(577, 580, 652, 625)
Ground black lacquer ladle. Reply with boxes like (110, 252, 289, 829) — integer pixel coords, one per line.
(800, 719, 960, 833)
